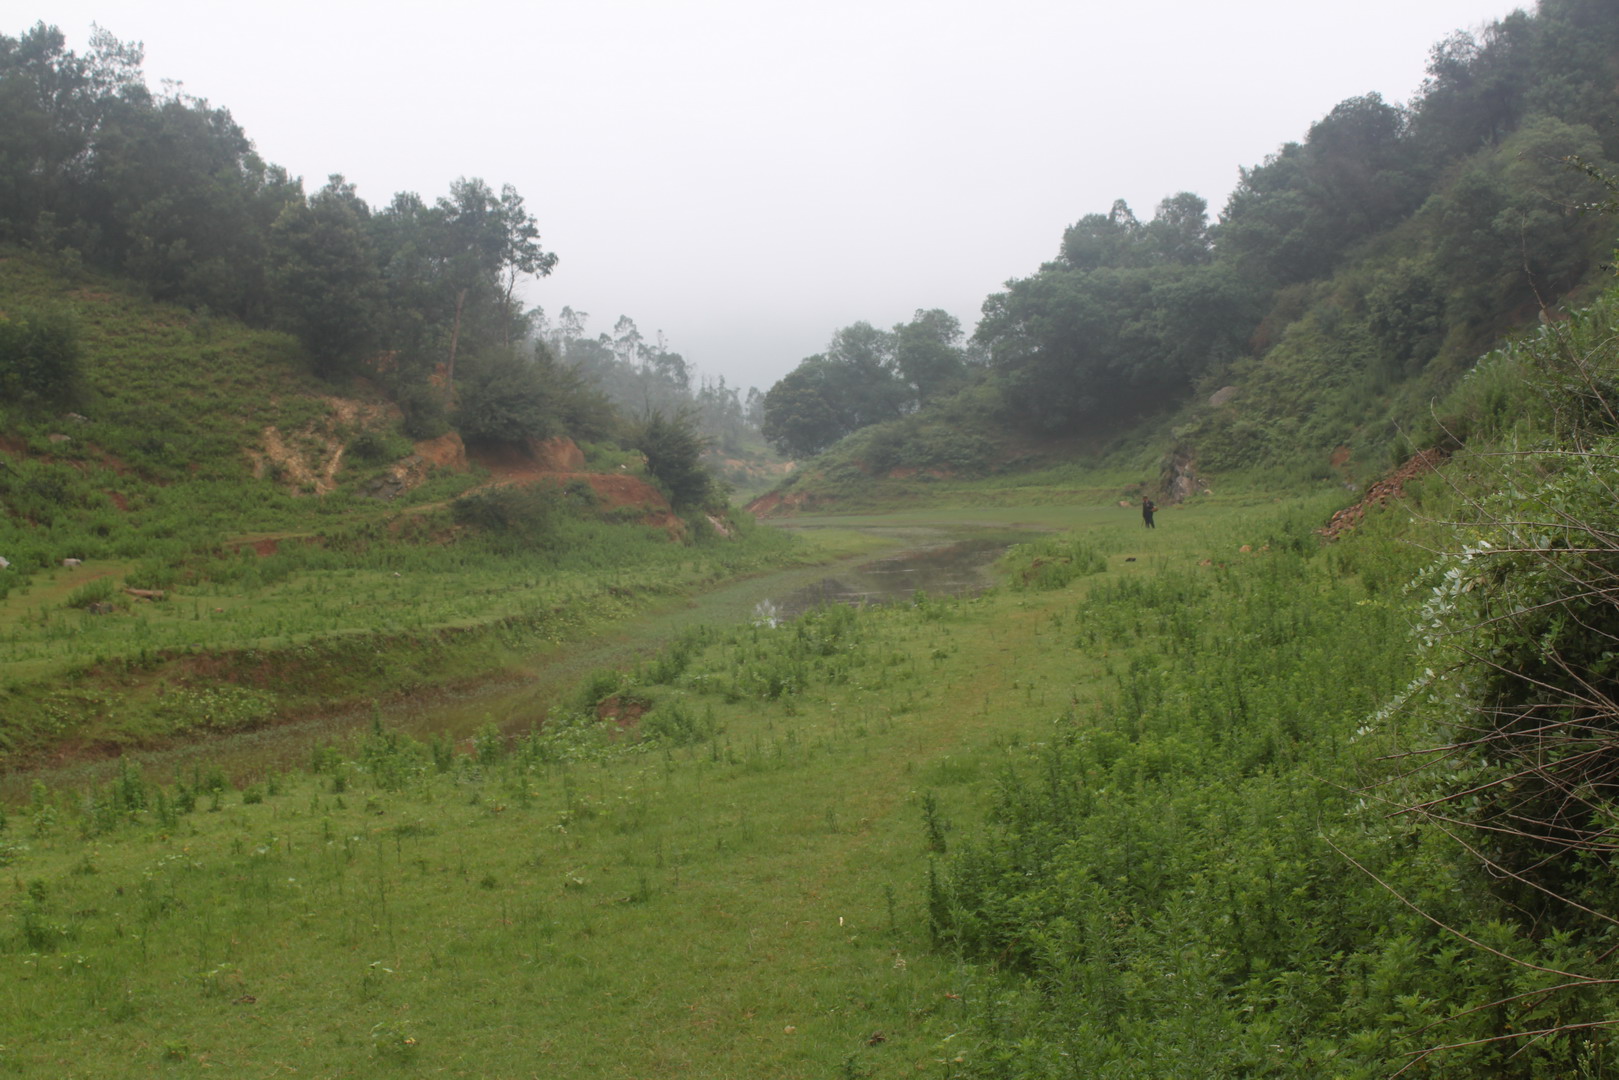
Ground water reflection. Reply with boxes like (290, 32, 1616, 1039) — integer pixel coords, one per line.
(766, 536, 1012, 620)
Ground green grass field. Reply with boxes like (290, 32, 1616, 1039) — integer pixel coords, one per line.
(3, 492, 1391, 1078)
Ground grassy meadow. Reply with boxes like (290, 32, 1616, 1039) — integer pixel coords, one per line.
(1, 488, 1483, 1079)
(8, 241, 1619, 1074)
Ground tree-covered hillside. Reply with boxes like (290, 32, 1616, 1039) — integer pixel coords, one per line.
(0, 22, 760, 472)
(758, 0, 1619, 488)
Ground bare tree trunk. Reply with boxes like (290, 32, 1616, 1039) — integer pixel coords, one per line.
(502, 270, 517, 349)
(446, 287, 468, 393)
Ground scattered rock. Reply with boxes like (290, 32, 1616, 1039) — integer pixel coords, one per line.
(361, 472, 410, 501)
(1319, 448, 1450, 541)
(1207, 385, 1238, 407)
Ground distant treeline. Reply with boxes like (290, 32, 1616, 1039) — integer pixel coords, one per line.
(762, 0, 1619, 467)
(535, 309, 759, 459)
(0, 23, 757, 479)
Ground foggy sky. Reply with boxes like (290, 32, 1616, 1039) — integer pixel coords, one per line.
(32, 0, 1524, 392)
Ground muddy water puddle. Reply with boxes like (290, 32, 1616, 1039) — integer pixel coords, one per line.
(760, 534, 1015, 622)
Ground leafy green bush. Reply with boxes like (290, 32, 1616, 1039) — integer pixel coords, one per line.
(639, 700, 719, 746)
(0, 305, 84, 409)
(629, 409, 715, 509)
(454, 349, 558, 443)
(344, 428, 411, 463)
(397, 382, 449, 440)
(450, 486, 563, 546)
(64, 578, 118, 609)
(858, 419, 999, 476)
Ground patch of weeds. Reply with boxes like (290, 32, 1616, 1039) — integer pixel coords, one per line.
(370, 1018, 418, 1059)
(641, 700, 720, 746)
(64, 577, 120, 610)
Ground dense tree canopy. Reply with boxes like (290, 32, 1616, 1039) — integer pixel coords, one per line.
(0, 23, 560, 410)
(761, 311, 973, 457)
(969, 0, 1619, 445)
(979, 196, 1261, 432)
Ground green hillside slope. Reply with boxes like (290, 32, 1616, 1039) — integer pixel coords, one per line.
(752, 0, 1619, 513)
(0, 255, 790, 766)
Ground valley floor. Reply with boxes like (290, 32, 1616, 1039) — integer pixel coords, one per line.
(8, 490, 1529, 1078)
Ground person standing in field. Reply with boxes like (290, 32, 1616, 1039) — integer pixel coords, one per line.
(1142, 496, 1156, 528)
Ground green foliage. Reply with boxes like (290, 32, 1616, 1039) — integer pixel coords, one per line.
(265, 175, 382, 378)
(343, 427, 411, 464)
(1000, 534, 1107, 590)
(628, 408, 716, 510)
(1423, 116, 1614, 325)
(454, 347, 559, 443)
(1, 25, 562, 423)
(854, 417, 1000, 477)
(1221, 94, 1422, 286)
(0, 304, 84, 409)
(539, 311, 761, 455)
(449, 485, 568, 548)
(395, 380, 450, 439)
(639, 700, 719, 746)
(62, 577, 117, 609)
(923, 519, 1619, 1075)
(760, 314, 968, 458)
(1395, 288, 1619, 917)
(976, 253, 1261, 434)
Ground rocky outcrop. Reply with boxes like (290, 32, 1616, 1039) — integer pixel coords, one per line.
(1159, 447, 1207, 503)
